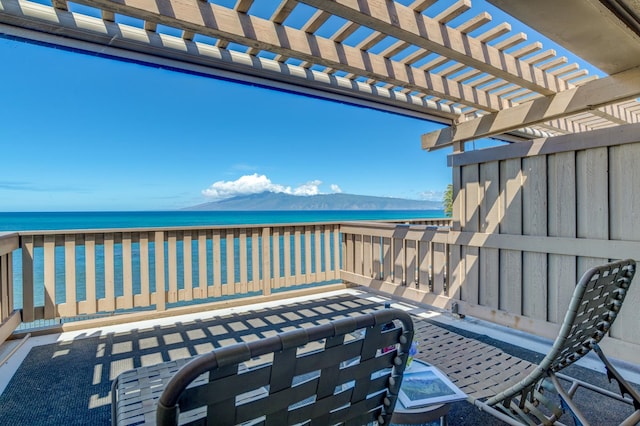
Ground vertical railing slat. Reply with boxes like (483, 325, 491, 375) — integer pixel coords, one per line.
(84, 234, 97, 314)
(284, 227, 292, 286)
(262, 227, 271, 296)
(21, 235, 34, 323)
(294, 227, 302, 285)
(305, 226, 312, 283)
(154, 231, 166, 311)
(333, 225, 340, 279)
(167, 231, 178, 303)
(197, 230, 207, 299)
(104, 233, 116, 312)
(272, 227, 281, 289)
(183, 231, 193, 301)
(251, 229, 260, 292)
(122, 232, 134, 309)
(43, 235, 56, 319)
(225, 230, 234, 296)
(139, 232, 150, 307)
(64, 234, 77, 316)
(239, 229, 248, 294)
(212, 230, 222, 297)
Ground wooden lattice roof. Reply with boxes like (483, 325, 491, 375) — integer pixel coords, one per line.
(1, 0, 639, 149)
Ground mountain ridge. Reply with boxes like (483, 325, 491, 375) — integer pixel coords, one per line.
(185, 192, 442, 211)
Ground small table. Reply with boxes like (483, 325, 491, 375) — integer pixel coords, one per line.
(390, 360, 452, 426)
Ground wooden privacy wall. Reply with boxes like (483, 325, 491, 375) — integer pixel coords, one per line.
(448, 124, 640, 362)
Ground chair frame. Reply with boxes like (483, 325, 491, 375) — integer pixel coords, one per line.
(474, 259, 639, 426)
(151, 308, 414, 425)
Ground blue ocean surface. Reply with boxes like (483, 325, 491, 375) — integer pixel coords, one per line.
(0, 210, 445, 232)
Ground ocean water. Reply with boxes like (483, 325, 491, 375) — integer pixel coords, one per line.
(1, 210, 445, 316)
(0, 210, 444, 232)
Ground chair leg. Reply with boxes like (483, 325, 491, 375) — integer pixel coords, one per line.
(593, 344, 640, 410)
(547, 373, 590, 426)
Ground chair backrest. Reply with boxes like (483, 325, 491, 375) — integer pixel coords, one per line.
(156, 309, 414, 426)
(548, 259, 636, 372)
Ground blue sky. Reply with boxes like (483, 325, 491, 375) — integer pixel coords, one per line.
(0, 0, 603, 212)
(0, 38, 456, 211)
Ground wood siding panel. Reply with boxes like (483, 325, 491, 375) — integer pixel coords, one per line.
(547, 152, 577, 323)
(499, 158, 523, 314)
(522, 156, 548, 321)
(576, 147, 609, 275)
(479, 161, 500, 308)
(461, 164, 479, 305)
(609, 142, 640, 344)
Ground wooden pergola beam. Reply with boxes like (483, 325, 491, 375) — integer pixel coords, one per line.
(50, 0, 507, 111)
(421, 66, 640, 150)
(298, 0, 566, 96)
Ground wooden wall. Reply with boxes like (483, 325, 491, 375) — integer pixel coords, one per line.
(448, 124, 640, 362)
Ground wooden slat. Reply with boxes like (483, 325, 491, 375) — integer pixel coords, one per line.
(315, 226, 323, 281)
(479, 161, 499, 309)
(261, 227, 271, 295)
(103, 233, 116, 312)
(154, 231, 166, 311)
(122, 232, 134, 309)
(499, 159, 523, 315)
(417, 240, 430, 292)
(382, 237, 391, 282)
(21, 235, 34, 323)
(212, 230, 222, 297)
(323, 226, 331, 280)
(393, 236, 404, 285)
(225, 230, 234, 295)
(354, 233, 363, 276)
(272, 227, 281, 289)
(139, 232, 150, 306)
(63, 234, 78, 316)
(53, 0, 506, 112)
(608, 143, 640, 344)
(305, 226, 313, 282)
(238, 229, 247, 293)
(0, 254, 9, 321)
(461, 164, 479, 305)
(333, 225, 341, 279)
(183, 231, 193, 301)
(251, 229, 260, 292)
(167, 231, 178, 302)
(406, 239, 417, 288)
(301, 0, 563, 95)
(521, 156, 548, 321)
(294, 227, 302, 284)
(43, 235, 56, 319)
(422, 66, 640, 150)
(197, 230, 207, 298)
(283, 227, 292, 285)
(362, 234, 372, 280)
(547, 152, 577, 324)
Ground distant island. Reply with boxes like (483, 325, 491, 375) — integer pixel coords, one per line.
(185, 192, 442, 211)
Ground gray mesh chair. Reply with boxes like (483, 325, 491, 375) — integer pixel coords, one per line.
(471, 259, 639, 425)
(153, 309, 414, 425)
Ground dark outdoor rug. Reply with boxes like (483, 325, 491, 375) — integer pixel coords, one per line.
(0, 292, 637, 425)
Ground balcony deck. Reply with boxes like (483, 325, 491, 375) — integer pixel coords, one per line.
(1, 287, 638, 425)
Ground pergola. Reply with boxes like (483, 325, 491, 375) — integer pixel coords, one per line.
(1, 0, 639, 148)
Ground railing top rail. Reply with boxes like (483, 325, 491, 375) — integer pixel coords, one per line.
(0, 233, 19, 256)
(9, 218, 449, 237)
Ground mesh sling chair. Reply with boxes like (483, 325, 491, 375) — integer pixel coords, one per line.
(152, 309, 414, 425)
(469, 259, 639, 425)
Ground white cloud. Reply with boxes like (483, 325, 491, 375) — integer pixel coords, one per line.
(419, 190, 444, 201)
(202, 174, 289, 199)
(330, 184, 342, 193)
(293, 180, 322, 196)
(202, 174, 326, 200)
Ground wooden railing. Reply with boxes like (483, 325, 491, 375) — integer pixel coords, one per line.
(340, 222, 452, 308)
(0, 217, 450, 336)
(0, 233, 20, 341)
